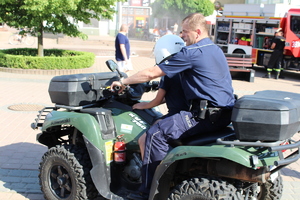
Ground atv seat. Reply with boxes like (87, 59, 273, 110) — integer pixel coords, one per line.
(169, 127, 235, 147)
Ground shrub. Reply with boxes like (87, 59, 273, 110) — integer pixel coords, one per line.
(0, 48, 95, 70)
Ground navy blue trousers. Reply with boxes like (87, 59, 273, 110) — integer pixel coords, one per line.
(139, 110, 232, 194)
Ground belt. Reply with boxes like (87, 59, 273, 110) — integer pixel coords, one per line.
(189, 99, 228, 122)
(189, 99, 205, 119)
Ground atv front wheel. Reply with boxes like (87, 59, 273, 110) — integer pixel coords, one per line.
(168, 177, 242, 200)
(39, 145, 98, 200)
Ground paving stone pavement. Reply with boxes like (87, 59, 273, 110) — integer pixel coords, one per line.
(0, 30, 300, 199)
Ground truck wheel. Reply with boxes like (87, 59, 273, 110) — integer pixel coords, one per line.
(258, 173, 283, 200)
(39, 145, 98, 200)
(168, 177, 242, 200)
(233, 49, 246, 54)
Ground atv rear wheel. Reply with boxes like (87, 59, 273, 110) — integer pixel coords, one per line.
(39, 144, 98, 200)
(258, 173, 283, 200)
(168, 177, 242, 200)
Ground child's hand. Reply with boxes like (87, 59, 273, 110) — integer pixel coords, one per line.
(132, 102, 148, 110)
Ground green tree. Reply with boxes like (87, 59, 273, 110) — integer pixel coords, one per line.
(0, 0, 121, 56)
(151, 0, 214, 27)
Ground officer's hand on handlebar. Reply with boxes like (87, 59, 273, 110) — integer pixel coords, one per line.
(110, 81, 127, 93)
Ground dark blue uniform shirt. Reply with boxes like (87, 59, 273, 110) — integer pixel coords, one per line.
(115, 33, 130, 61)
(159, 75, 189, 117)
(158, 38, 235, 108)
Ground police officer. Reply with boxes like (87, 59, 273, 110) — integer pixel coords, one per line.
(111, 13, 236, 200)
(264, 28, 286, 79)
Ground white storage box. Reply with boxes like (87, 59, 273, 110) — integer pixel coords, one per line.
(244, 24, 252, 29)
(238, 23, 245, 28)
(265, 28, 272, 33)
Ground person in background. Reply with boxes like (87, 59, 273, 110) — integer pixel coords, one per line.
(152, 26, 160, 42)
(165, 27, 173, 35)
(264, 28, 286, 79)
(111, 13, 235, 200)
(115, 24, 133, 73)
(179, 31, 185, 45)
(153, 26, 160, 37)
(173, 22, 178, 35)
(159, 27, 166, 36)
(179, 31, 183, 39)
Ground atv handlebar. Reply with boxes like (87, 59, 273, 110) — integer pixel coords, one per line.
(113, 85, 122, 92)
(144, 81, 159, 92)
(109, 81, 159, 102)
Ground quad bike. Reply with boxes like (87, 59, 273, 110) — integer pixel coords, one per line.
(31, 59, 300, 200)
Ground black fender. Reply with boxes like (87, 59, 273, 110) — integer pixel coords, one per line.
(149, 161, 177, 200)
(83, 136, 123, 200)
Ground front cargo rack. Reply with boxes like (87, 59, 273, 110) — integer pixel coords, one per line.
(31, 103, 97, 130)
(31, 107, 57, 130)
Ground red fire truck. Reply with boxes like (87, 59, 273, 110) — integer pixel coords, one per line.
(214, 4, 300, 70)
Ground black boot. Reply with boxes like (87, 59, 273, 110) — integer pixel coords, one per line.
(275, 71, 280, 79)
(263, 73, 271, 78)
(127, 192, 149, 200)
(279, 71, 285, 79)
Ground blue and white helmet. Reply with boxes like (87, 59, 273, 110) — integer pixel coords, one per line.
(154, 34, 185, 65)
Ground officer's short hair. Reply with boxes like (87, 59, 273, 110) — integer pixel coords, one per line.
(182, 13, 208, 34)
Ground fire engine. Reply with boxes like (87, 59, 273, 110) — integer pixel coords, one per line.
(213, 4, 300, 70)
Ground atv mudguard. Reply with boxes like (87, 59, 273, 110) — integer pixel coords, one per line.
(83, 135, 123, 200)
(41, 111, 105, 149)
(164, 145, 278, 168)
(148, 145, 279, 200)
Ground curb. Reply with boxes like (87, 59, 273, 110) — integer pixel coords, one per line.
(0, 66, 94, 76)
